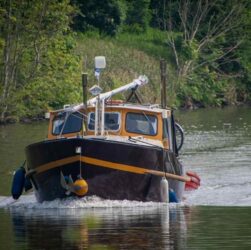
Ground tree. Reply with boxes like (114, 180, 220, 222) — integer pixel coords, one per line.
(0, 0, 79, 121)
(71, 0, 126, 36)
(124, 0, 151, 32)
(152, 0, 250, 106)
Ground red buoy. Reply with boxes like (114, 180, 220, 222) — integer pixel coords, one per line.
(185, 171, 201, 191)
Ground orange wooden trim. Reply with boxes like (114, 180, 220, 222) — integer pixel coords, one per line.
(146, 170, 190, 182)
(81, 156, 145, 174)
(32, 155, 146, 175)
(35, 156, 80, 174)
(31, 155, 188, 183)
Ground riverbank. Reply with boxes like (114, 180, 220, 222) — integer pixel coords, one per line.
(1, 30, 250, 124)
(0, 102, 250, 126)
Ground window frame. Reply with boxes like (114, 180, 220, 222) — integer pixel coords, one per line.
(52, 112, 84, 136)
(87, 112, 121, 132)
(125, 112, 158, 136)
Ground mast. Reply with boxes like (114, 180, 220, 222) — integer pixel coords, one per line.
(69, 75, 148, 113)
(160, 59, 167, 108)
(82, 72, 88, 134)
(88, 75, 148, 106)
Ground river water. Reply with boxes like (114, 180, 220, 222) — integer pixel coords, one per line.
(0, 107, 250, 249)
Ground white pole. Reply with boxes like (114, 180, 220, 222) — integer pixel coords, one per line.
(101, 99, 105, 135)
(88, 75, 148, 106)
(94, 98, 98, 135)
(66, 75, 148, 112)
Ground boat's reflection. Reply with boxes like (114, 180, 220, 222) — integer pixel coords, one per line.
(10, 204, 189, 249)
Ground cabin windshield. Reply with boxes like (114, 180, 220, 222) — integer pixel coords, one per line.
(125, 112, 157, 136)
(52, 112, 83, 135)
(88, 112, 120, 131)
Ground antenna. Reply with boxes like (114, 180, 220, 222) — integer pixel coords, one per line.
(94, 56, 106, 86)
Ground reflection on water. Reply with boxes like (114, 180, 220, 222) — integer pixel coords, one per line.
(0, 204, 187, 250)
(185, 206, 251, 250)
(1, 205, 251, 250)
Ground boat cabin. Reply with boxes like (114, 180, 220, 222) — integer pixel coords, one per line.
(46, 74, 183, 155)
(47, 103, 182, 155)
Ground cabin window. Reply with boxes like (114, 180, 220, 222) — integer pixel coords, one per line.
(52, 112, 83, 135)
(88, 112, 120, 131)
(126, 112, 157, 136)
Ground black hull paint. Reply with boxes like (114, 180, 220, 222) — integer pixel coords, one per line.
(25, 138, 184, 202)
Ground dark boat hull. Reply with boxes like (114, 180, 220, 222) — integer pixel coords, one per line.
(25, 138, 184, 203)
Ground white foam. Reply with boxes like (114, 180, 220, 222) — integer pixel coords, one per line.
(0, 193, 182, 210)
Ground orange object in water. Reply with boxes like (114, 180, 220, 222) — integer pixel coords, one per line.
(73, 179, 88, 196)
(185, 171, 201, 191)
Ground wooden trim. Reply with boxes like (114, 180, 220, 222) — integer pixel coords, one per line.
(35, 156, 80, 174)
(31, 155, 190, 183)
(81, 156, 145, 174)
(32, 155, 145, 175)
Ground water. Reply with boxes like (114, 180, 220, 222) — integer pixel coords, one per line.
(0, 107, 250, 249)
(179, 107, 251, 206)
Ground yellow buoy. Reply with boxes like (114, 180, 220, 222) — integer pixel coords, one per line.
(73, 179, 88, 196)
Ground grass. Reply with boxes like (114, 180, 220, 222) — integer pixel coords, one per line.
(74, 28, 177, 105)
(116, 28, 173, 61)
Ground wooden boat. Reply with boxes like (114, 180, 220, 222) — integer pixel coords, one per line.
(13, 58, 200, 202)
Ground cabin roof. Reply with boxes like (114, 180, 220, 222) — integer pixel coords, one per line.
(89, 104, 167, 113)
(50, 103, 169, 114)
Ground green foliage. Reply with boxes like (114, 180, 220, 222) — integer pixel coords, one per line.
(177, 69, 229, 107)
(116, 28, 172, 60)
(71, 0, 151, 35)
(123, 0, 151, 32)
(0, 0, 250, 123)
(150, 0, 179, 30)
(0, 0, 80, 121)
(159, 0, 251, 107)
(13, 36, 81, 118)
(75, 33, 161, 103)
(71, 0, 125, 36)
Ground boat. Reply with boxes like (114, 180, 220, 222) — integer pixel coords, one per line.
(12, 57, 200, 203)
